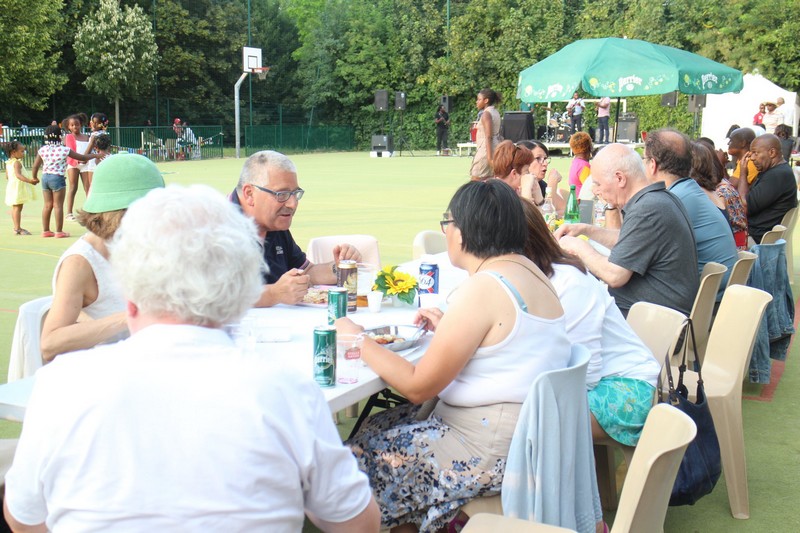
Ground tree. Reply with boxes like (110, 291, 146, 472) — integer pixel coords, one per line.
(0, 0, 66, 110)
(73, 0, 158, 128)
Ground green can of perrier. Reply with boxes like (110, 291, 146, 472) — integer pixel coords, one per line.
(313, 325, 337, 387)
(328, 287, 348, 325)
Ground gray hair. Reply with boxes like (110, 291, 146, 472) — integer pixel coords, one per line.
(237, 150, 297, 191)
(110, 184, 265, 326)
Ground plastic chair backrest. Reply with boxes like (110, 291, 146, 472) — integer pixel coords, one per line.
(705, 284, 772, 390)
(779, 207, 797, 280)
(760, 225, 787, 245)
(726, 251, 757, 290)
(626, 302, 687, 362)
(610, 404, 696, 533)
(306, 234, 381, 267)
(687, 262, 727, 366)
(412, 230, 447, 259)
(463, 513, 577, 532)
(7, 296, 53, 383)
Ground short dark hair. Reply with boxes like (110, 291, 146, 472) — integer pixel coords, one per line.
(517, 140, 548, 155)
(44, 125, 62, 144)
(646, 128, 692, 177)
(478, 88, 501, 106)
(448, 180, 526, 259)
(94, 134, 112, 151)
(2, 140, 23, 157)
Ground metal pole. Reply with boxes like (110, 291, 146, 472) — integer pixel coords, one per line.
(153, 0, 159, 127)
(234, 72, 249, 158)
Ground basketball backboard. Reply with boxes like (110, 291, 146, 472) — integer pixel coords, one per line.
(242, 47, 262, 73)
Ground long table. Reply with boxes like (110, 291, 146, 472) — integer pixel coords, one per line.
(0, 255, 464, 421)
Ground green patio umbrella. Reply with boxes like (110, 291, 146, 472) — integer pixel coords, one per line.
(517, 37, 743, 102)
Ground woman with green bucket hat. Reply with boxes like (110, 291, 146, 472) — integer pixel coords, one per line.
(40, 154, 165, 361)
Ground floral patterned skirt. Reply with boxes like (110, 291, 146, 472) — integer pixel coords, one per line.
(346, 400, 521, 533)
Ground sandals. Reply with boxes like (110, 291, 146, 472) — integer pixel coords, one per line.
(41, 231, 55, 238)
(54, 231, 70, 239)
(13, 228, 31, 236)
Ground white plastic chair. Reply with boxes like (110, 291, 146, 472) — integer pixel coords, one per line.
(594, 302, 687, 511)
(683, 262, 727, 366)
(306, 234, 381, 267)
(7, 296, 53, 383)
(779, 207, 797, 282)
(463, 513, 576, 532)
(725, 251, 757, 290)
(412, 230, 447, 259)
(759, 224, 787, 245)
(667, 285, 772, 519)
(609, 404, 696, 533)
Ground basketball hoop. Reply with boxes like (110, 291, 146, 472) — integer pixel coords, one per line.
(251, 67, 270, 81)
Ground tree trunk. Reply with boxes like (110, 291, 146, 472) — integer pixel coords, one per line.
(115, 97, 121, 147)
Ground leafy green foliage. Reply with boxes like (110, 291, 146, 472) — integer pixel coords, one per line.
(74, 0, 157, 102)
(0, 0, 67, 110)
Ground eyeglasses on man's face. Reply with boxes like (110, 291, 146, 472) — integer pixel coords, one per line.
(440, 213, 455, 233)
(252, 184, 305, 202)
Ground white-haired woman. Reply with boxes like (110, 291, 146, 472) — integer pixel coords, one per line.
(40, 154, 165, 361)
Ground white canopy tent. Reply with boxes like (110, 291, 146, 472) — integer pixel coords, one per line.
(701, 73, 799, 148)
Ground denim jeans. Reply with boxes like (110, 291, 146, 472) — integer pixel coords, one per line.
(747, 241, 795, 383)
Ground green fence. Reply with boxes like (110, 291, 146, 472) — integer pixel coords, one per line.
(244, 124, 355, 154)
(1, 125, 224, 168)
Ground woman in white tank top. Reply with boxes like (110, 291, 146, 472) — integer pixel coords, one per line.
(338, 180, 572, 532)
(40, 154, 165, 361)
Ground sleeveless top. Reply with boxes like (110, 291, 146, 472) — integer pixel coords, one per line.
(438, 271, 571, 407)
(52, 236, 126, 322)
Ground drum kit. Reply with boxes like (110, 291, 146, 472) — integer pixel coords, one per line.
(542, 110, 570, 143)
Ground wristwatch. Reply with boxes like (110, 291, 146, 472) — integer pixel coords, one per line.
(331, 262, 338, 276)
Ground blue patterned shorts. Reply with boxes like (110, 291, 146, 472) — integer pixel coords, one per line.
(588, 377, 655, 446)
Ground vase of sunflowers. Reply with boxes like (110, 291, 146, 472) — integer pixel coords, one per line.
(373, 265, 418, 307)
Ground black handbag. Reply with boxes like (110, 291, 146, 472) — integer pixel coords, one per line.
(659, 318, 722, 506)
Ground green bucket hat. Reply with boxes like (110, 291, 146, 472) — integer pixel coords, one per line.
(83, 153, 165, 213)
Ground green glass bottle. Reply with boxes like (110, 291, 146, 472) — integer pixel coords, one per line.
(565, 185, 580, 223)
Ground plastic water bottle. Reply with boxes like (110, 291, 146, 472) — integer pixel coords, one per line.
(594, 197, 606, 227)
(564, 185, 580, 224)
(541, 187, 556, 228)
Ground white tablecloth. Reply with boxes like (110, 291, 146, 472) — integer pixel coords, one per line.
(0, 253, 467, 419)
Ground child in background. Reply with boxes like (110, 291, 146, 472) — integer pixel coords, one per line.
(64, 113, 91, 221)
(83, 112, 109, 185)
(32, 125, 98, 238)
(92, 134, 113, 159)
(4, 141, 38, 235)
(568, 131, 593, 197)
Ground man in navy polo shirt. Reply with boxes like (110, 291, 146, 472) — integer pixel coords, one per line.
(231, 150, 361, 307)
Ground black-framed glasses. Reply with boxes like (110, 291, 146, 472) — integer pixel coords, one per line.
(440, 212, 455, 234)
(252, 184, 305, 202)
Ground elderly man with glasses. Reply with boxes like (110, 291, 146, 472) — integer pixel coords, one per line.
(231, 150, 362, 307)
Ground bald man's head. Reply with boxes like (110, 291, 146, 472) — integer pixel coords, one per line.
(591, 143, 648, 208)
(749, 134, 784, 172)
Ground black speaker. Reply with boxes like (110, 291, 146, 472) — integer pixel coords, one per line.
(374, 90, 389, 112)
(371, 134, 393, 152)
(440, 95, 450, 113)
(393, 91, 406, 111)
(688, 94, 707, 113)
(616, 116, 639, 143)
(661, 92, 678, 108)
